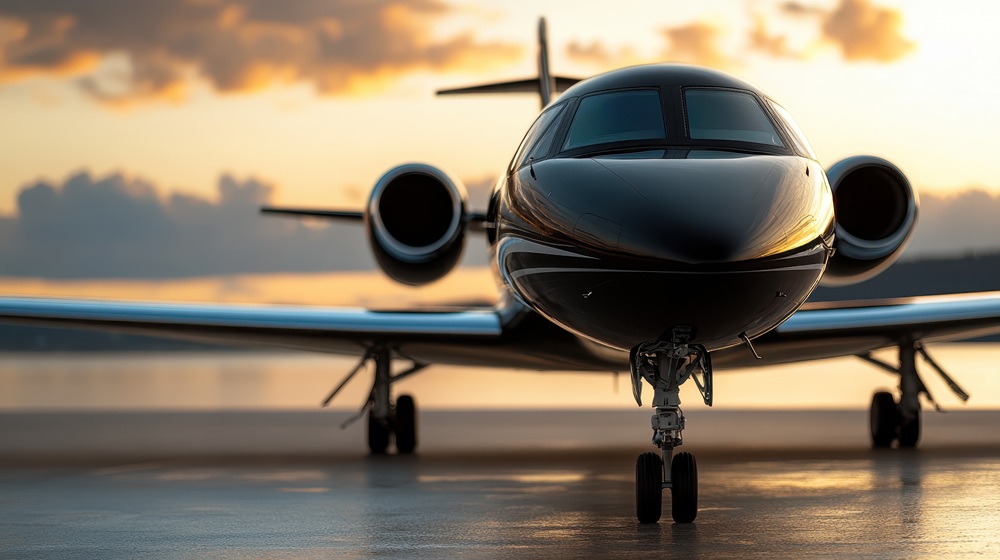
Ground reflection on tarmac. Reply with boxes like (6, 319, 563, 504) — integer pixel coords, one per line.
(1, 411, 1000, 557)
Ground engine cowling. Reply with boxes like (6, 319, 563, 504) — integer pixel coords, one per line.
(821, 155, 918, 287)
(366, 163, 467, 286)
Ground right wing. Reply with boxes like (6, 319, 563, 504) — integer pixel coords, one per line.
(0, 296, 500, 356)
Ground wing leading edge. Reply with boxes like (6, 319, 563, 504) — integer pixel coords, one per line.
(0, 296, 502, 356)
(3, 291, 1000, 372)
(716, 291, 1000, 368)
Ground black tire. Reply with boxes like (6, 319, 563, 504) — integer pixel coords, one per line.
(670, 452, 698, 524)
(870, 391, 899, 449)
(635, 452, 663, 524)
(367, 412, 390, 455)
(898, 404, 921, 448)
(394, 395, 418, 454)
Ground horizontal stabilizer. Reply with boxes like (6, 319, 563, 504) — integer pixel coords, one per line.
(262, 207, 490, 233)
(436, 76, 580, 97)
(260, 207, 363, 220)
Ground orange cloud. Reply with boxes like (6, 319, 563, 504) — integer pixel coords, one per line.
(748, 16, 797, 59)
(0, 0, 522, 105)
(821, 0, 915, 62)
(565, 40, 642, 69)
(661, 22, 730, 69)
(780, 0, 915, 62)
(566, 22, 732, 71)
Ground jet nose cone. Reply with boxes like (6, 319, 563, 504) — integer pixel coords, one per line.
(596, 155, 808, 263)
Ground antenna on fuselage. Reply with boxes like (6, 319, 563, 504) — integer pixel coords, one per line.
(435, 17, 581, 109)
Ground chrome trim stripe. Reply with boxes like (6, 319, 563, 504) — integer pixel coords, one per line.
(510, 264, 824, 280)
(0, 297, 502, 337)
(497, 237, 599, 260)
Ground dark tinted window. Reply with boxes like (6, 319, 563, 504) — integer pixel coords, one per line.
(768, 100, 817, 159)
(563, 90, 666, 150)
(513, 104, 566, 169)
(685, 89, 783, 147)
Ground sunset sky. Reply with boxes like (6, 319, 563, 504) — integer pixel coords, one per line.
(3, 0, 1000, 411)
(1, 0, 999, 297)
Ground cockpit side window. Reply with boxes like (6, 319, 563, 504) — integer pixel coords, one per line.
(684, 89, 784, 147)
(562, 89, 666, 151)
(512, 103, 566, 171)
(767, 100, 817, 160)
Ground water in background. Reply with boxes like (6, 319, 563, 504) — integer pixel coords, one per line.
(2, 344, 998, 411)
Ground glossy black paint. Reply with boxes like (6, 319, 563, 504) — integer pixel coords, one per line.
(491, 65, 835, 352)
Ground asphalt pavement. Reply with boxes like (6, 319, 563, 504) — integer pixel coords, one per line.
(2, 410, 999, 558)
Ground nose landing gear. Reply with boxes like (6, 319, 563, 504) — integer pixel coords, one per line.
(631, 333, 712, 524)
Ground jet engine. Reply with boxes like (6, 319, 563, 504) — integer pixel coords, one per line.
(821, 156, 918, 287)
(366, 163, 468, 285)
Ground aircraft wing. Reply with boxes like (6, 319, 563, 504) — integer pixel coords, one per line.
(717, 291, 1000, 368)
(3, 291, 1000, 372)
(0, 296, 502, 356)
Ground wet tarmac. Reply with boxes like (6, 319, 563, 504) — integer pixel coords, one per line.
(2, 410, 1000, 558)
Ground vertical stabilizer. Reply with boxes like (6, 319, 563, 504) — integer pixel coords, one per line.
(537, 18, 555, 108)
(436, 18, 581, 109)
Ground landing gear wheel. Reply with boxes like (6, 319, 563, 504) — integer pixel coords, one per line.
(367, 412, 390, 455)
(394, 394, 417, 454)
(870, 391, 899, 449)
(670, 452, 698, 524)
(898, 405, 921, 448)
(635, 452, 663, 524)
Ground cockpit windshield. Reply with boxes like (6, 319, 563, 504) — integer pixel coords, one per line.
(563, 89, 666, 150)
(685, 89, 784, 147)
(512, 103, 566, 169)
(767, 100, 817, 160)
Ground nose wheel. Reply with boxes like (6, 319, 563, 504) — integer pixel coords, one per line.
(631, 334, 711, 524)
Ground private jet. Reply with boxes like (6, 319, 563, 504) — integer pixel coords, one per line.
(3, 19, 1000, 524)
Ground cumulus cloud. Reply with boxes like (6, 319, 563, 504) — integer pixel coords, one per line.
(779, 0, 915, 62)
(821, 0, 914, 62)
(0, 0, 522, 104)
(0, 170, 491, 279)
(660, 22, 730, 69)
(566, 22, 731, 71)
(567, 1, 914, 70)
(0, 172, 379, 278)
(748, 16, 798, 59)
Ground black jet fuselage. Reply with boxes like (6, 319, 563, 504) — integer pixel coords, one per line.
(490, 65, 836, 352)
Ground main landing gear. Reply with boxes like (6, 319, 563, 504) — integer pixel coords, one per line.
(861, 340, 970, 449)
(630, 331, 712, 524)
(322, 346, 428, 455)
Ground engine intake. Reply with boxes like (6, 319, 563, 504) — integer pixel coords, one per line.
(367, 164, 467, 285)
(821, 156, 918, 287)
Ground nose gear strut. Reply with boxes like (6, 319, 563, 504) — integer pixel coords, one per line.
(631, 330, 713, 524)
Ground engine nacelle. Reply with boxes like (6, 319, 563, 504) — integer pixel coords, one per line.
(821, 155, 918, 287)
(366, 163, 467, 286)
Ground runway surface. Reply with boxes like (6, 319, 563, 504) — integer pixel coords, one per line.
(2, 410, 1000, 558)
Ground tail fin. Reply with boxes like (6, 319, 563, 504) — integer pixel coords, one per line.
(536, 17, 555, 107)
(436, 17, 580, 109)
